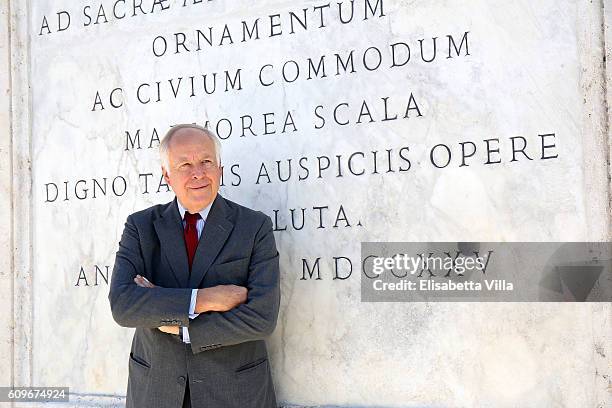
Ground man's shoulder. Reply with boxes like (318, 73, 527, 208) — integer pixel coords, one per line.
(221, 196, 270, 225)
(127, 200, 173, 223)
(123, 195, 271, 227)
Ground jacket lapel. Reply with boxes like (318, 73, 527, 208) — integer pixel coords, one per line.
(189, 195, 234, 288)
(153, 198, 190, 287)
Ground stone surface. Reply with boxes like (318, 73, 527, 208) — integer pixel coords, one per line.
(11, 0, 35, 396)
(606, 0, 612, 209)
(0, 0, 13, 392)
(3, 0, 611, 407)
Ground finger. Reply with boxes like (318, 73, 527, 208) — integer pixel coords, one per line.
(134, 276, 155, 288)
(158, 326, 179, 335)
(139, 279, 153, 288)
(138, 275, 155, 288)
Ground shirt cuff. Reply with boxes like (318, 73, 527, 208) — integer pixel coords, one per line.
(188, 289, 199, 318)
(182, 326, 191, 343)
(183, 289, 201, 344)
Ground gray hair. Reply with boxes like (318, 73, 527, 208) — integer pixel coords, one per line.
(159, 124, 222, 174)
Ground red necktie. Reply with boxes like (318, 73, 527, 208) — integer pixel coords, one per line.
(184, 212, 201, 271)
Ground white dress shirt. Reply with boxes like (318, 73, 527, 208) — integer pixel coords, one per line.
(176, 199, 213, 343)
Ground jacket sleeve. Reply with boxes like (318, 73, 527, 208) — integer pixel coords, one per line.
(187, 215, 281, 354)
(108, 214, 193, 328)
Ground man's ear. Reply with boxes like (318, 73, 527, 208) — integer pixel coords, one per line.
(162, 166, 171, 185)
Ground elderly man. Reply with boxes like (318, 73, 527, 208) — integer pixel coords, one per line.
(108, 124, 280, 408)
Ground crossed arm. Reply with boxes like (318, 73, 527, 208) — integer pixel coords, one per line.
(132, 275, 247, 335)
(108, 214, 280, 353)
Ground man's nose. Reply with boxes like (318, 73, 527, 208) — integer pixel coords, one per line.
(191, 163, 207, 178)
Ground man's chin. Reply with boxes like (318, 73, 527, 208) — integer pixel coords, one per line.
(184, 192, 216, 210)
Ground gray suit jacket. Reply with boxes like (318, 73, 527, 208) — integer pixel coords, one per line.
(108, 195, 280, 408)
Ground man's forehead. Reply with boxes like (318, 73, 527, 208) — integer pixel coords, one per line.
(170, 142, 213, 161)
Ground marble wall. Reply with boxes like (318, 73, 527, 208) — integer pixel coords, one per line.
(2, 0, 611, 407)
(0, 0, 13, 392)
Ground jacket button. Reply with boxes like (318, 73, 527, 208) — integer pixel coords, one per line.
(178, 376, 186, 383)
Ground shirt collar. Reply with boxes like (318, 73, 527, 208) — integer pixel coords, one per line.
(176, 198, 213, 223)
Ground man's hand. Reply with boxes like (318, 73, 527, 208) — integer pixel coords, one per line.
(133, 275, 180, 335)
(134, 275, 155, 288)
(196, 285, 248, 313)
(157, 325, 180, 335)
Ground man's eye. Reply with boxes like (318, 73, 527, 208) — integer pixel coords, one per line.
(180, 163, 191, 168)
